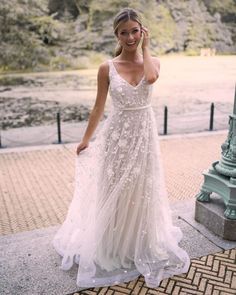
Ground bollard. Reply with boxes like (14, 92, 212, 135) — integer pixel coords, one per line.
(164, 106, 168, 135)
(209, 102, 214, 131)
(57, 112, 62, 144)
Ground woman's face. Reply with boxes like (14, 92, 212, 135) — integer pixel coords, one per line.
(116, 20, 142, 51)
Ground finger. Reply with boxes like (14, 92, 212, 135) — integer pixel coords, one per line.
(141, 28, 148, 36)
(141, 29, 146, 37)
(143, 28, 149, 35)
(76, 146, 81, 153)
(78, 145, 86, 152)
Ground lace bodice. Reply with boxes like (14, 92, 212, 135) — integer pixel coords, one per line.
(108, 60, 153, 110)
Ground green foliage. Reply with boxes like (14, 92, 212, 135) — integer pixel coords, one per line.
(30, 16, 65, 45)
(74, 56, 91, 69)
(49, 51, 109, 70)
(0, 0, 235, 73)
(49, 55, 72, 70)
(150, 4, 177, 54)
(0, 1, 51, 71)
(204, 0, 236, 18)
(86, 51, 110, 66)
(186, 24, 212, 50)
(185, 49, 200, 56)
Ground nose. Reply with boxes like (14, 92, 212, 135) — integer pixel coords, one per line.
(127, 33, 135, 41)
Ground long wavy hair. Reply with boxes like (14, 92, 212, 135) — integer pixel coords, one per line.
(113, 8, 142, 57)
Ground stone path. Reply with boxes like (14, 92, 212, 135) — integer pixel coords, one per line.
(70, 248, 236, 295)
(1, 130, 236, 295)
(0, 131, 227, 236)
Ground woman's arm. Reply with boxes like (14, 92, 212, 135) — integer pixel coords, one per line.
(76, 61, 109, 155)
(141, 27, 160, 84)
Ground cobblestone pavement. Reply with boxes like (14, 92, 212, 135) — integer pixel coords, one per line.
(70, 248, 236, 295)
(1, 131, 236, 295)
(0, 132, 226, 236)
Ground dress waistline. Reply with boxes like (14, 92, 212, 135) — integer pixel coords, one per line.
(114, 104, 152, 111)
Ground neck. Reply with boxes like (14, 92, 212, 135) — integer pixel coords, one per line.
(119, 49, 142, 62)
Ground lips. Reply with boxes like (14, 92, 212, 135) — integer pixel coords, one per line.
(126, 42, 136, 46)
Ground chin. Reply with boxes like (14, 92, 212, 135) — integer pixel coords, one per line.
(124, 44, 139, 51)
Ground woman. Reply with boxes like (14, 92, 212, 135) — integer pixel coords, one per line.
(52, 7, 190, 288)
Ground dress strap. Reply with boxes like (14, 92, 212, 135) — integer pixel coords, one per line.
(107, 59, 114, 82)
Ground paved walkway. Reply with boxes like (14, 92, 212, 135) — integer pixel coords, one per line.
(0, 130, 236, 294)
(73, 248, 236, 295)
(0, 131, 227, 236)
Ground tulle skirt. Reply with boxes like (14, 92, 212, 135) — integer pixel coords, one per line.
(52, 106, 190, 288)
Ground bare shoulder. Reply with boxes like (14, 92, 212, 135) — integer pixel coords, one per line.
(97, 61, 110, 87)
(98, 60, 110, 77)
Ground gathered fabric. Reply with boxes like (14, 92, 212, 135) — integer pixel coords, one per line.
(52, 59, 190, 288)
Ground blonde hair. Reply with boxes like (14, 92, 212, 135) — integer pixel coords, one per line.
(113, 8, 142, 57)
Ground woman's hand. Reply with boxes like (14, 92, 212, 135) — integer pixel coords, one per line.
(141, 26, 150, 50)
(76, 141, 89, 155)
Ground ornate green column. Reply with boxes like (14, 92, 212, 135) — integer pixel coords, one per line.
(196, 86, 236, 220)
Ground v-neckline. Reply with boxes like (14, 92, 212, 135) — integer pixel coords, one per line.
(111, 60, 144, 88)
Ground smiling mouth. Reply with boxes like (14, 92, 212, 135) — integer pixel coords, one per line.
(126, 42, 136, 46)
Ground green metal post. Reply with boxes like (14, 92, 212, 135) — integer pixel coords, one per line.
(196, 85, 236, 219)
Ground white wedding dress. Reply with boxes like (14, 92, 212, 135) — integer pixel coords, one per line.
(52, 59, 190, 288)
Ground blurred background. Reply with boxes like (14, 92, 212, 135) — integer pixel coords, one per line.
(0, 0, 236, 147)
